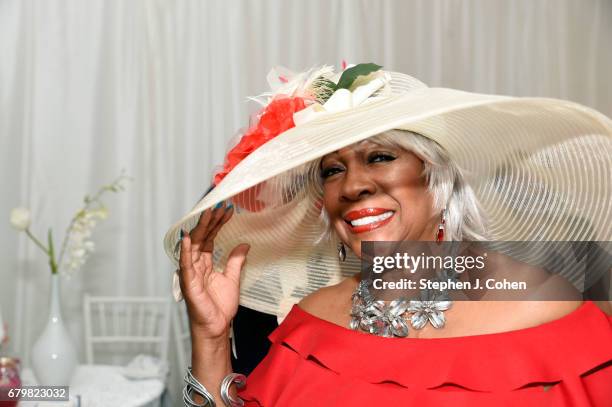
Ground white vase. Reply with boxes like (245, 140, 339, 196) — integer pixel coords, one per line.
(30, 273, 78, 386)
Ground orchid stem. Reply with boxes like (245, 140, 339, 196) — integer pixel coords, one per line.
(25, 229, 49, 255)
(47, 229, 58, 274)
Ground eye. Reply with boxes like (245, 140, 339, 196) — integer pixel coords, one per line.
(320, 166, 343, 179)
(368, 152, 396, 163)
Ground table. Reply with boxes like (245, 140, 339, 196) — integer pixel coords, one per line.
(17, 365, 165, 407)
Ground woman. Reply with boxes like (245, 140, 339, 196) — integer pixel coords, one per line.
(167, 64, 612, 406)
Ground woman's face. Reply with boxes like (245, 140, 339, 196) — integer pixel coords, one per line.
(320, 140, 438, 257)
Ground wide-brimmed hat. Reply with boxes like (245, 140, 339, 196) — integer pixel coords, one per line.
(164, 63, 612, 318)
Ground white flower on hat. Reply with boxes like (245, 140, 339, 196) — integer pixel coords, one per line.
(293, 66, 391, 126)
(10, 207, 31, 231)
(252, 63, 390, 123)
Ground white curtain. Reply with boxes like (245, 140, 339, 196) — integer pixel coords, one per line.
(1, 0, 610, 404)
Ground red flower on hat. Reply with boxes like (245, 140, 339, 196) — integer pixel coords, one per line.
(213, 96, 307, 186)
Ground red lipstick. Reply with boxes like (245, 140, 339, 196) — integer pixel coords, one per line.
(343, 208, 395, 234)
(344, 208, 390, 221)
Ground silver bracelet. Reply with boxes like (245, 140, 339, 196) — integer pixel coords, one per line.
(184, 367, 216, 407)
(220, 373, 247, 407)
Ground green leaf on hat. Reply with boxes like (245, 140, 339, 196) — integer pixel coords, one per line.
(336, 63, 383, 90)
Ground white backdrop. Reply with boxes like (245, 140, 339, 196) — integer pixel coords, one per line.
(1, 0, 611, 404)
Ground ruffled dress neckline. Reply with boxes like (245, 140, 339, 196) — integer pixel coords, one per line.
(292, 300, 596, 341)
(239, 301, 612, 406)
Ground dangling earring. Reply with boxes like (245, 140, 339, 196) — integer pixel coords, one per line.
(436, 208, 447, 243)
(337, 242, 346, 262)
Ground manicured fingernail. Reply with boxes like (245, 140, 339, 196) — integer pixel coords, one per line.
(226, 203, 234, 211)
(179, 229, 184, 240)
(214, 202, 223, 210)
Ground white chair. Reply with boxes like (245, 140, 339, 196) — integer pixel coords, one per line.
(83, 295, 172, 365)
(172, 301, 192, 374)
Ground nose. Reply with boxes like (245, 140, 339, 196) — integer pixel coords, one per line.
(339, 165, 376, 201)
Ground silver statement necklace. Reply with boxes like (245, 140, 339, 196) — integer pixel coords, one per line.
(350, 268, 458, 338)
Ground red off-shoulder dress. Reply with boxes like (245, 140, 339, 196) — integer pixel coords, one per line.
(238, 300, 612, 406)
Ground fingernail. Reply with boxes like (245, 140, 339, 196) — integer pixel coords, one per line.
(179, 229, 184, 240)
(226, 203, 234, 211)
(214, 202, 223, 210)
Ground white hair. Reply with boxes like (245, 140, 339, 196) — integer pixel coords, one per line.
(308, 129, 488, 243)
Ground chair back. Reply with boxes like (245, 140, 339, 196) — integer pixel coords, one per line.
(172, 301, 192, 373)
(83, 294, 172, 365)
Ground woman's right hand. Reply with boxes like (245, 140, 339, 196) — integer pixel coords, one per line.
(178, 202, 250, 340)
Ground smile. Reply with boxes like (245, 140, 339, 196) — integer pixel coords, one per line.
(343, 208, 395, 234)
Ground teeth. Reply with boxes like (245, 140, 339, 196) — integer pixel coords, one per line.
(350, 211, 393, 227)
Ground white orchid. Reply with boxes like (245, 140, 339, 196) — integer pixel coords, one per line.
(10, 207, 31, 231)
(60, 208, 110, 275)
(10, 171, 130, 275)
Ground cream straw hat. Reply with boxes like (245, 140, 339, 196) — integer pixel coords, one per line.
(165, 64, 612, 318)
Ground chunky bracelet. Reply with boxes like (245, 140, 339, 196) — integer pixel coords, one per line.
(220, 373, 247, 407)
(183, 367, 216, 407)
